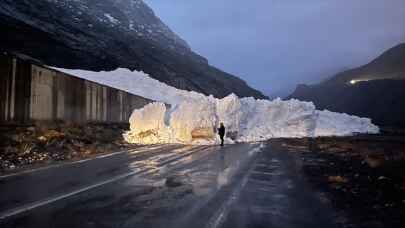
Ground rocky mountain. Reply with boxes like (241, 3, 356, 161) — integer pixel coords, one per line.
(289, 44, 405, 127)
(0, 0, 266, 99)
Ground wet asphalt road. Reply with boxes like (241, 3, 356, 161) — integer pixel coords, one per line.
(0, 143, 340, 228)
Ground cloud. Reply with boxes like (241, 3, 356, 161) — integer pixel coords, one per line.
(146, 0, 405, 96)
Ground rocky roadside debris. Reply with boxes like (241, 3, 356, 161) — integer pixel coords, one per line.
(0, 123, 139, 174)
(271, 134, 405, 228)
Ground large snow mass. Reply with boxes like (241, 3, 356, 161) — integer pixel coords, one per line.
(53, 67, 380, 145)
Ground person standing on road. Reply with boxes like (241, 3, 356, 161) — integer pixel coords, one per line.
(218, 123, 226, 147)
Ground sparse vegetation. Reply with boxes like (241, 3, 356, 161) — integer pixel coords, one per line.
(0, 122, 138, 173)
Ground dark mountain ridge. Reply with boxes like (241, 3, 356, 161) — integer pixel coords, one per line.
(289, 43, 405, 127)
(325, 43, 405, 85)
(0, 0, 266, 99)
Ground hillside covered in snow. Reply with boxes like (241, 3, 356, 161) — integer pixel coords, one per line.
(54, 67, 380, 145)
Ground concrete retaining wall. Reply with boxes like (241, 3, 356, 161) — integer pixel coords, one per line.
(0, 54, 153, 123)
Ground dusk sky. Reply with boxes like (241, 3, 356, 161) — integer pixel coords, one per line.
(147, 0, 405, 96)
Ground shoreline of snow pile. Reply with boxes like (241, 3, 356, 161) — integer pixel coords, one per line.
(53, 67, 380, 145)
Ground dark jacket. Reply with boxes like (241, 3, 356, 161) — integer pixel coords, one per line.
(218, 125, 225, 137)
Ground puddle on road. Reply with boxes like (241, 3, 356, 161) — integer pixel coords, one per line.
(126, 144, 262, 199)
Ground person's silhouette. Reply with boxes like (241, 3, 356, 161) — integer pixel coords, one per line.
(218, 123, 225, 146)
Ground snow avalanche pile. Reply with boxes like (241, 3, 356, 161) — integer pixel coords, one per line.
(53, 67, 380, 145)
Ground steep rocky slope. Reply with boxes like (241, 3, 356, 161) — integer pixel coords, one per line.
(0, 0, 265, 99)
(289, 44, 405, 127)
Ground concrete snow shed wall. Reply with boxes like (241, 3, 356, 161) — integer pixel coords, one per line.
(0, 54, 153, 123)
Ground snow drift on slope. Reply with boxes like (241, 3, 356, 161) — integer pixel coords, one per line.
(53, 67, 380, 144)
(52, 68, 206, 105)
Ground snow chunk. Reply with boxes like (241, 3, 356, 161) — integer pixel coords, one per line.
(236, 98, 318, 142)
(216, 94, 242, 137)
(314, 110, 379, 136)
(170, 99, 217, 144)
(124, 103, 172, 144)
